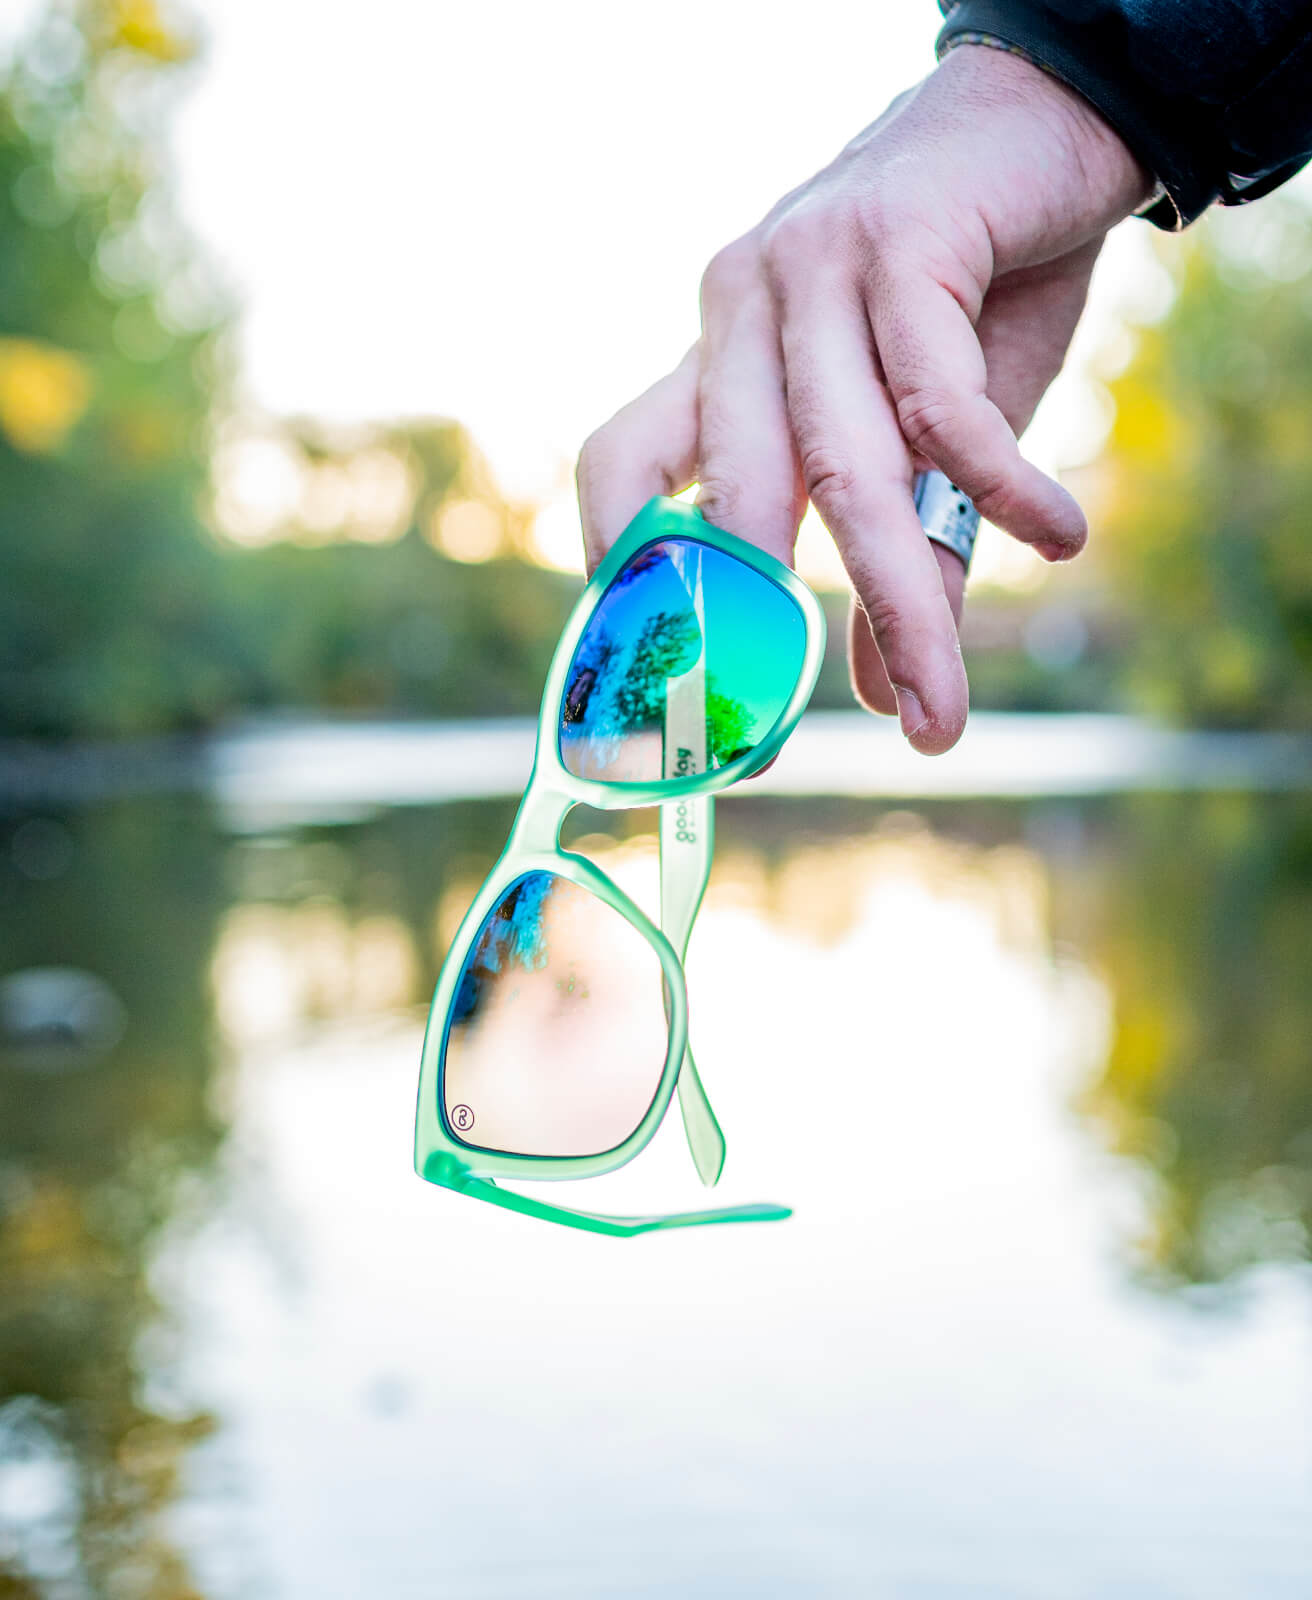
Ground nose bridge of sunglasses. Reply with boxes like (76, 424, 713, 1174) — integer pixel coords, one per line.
(504, 780, 571, 855)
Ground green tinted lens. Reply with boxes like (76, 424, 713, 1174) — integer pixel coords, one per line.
(559, 537, 806, 786)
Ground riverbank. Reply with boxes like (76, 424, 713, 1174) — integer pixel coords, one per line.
(3, 712, 1311, 830)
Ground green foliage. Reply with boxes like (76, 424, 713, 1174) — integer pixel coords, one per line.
(1100, 202, 1312, 728)
(223, 527, 580, 719)
(611, 609, 700, 728)
(0, 4, 581, 739)
(0, 1, 236, 738)
(0, 0, 1122, 743)
(704, 680, 755, 765)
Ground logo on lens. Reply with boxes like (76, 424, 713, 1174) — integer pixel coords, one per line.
(451, 1104, 475, 1133)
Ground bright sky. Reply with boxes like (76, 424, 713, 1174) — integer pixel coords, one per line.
(3, 0, 1167, 579)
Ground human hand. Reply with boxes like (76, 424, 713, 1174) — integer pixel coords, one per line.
(576, 44, 1150, 752)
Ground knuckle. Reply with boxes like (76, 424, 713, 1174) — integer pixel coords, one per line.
(851, 187, 897, 252)
(933, 457, 1010, 525)
(699, 478, 804, 540)
(799, 445, 858, 517)
(700, 237, 760, 306)
(853, 577, 953, 667)
(895, 386, 960, 455)
(852, 583, 904, 646)
(964, 476, 1013, 525)
(759, 213, 814, 286)
(760, 200, 853, 290)
(695, 471, 746, 527)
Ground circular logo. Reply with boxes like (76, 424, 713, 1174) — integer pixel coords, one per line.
(451, 1103, 475, 1134)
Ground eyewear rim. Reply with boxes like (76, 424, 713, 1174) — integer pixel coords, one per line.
(414, 496, 827, 1235)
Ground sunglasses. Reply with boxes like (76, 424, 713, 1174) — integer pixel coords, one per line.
(414, 496, 826, 1235)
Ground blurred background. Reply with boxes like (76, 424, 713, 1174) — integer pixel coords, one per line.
(1, 2, 1310, 1596)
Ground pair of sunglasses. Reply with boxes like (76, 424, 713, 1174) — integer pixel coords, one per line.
(414, 496, 827, 1235)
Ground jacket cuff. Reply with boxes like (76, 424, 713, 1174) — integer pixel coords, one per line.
(936, 0, 1222, 229)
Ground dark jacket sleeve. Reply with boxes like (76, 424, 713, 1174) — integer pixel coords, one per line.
(937, 1, 1312, 228)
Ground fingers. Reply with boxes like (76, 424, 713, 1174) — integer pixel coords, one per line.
(849, 542, 965, 715)
(694, 244, 805, 565)
(777, 274, 968, 754)
(576, 346, 700, 572)
(868, 269, 1087, 561)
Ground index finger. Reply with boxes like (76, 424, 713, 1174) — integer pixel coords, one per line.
(576, 347, 700, 572)
(868, 270, 1087, 560)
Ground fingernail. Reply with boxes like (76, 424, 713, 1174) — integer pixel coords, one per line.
(894, 686, 927, 738)
(1038, 540, 1071, 562)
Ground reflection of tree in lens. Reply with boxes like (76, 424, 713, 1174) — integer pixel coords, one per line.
(1064, 794, 1312, 1289)
(562, 585, 758, 773)
(451, 873, 557, 1028)
(704, 684, 756, 768)
(614, 609, 701, 730)
(563, 623, 619, 729)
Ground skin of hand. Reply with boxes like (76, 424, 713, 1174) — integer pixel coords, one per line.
(576, 43, 1152, 753)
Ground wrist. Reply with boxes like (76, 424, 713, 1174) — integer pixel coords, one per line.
(938, 40, 1154, 224)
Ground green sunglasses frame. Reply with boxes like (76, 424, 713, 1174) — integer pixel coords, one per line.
(414, 496, 827, 1235)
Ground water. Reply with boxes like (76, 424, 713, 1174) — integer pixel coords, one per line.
(1, 719, 1310, 1597)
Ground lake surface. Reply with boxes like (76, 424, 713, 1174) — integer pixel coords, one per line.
(1, 716, 1310, 1598)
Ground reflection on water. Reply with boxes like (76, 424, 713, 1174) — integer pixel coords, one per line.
(1, 783, 1310, 1594)
(0, 801, 226, 1598)
(1052, 793, 1312, 1288)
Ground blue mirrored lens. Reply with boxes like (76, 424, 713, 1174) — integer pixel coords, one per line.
(559, 538, 806, 785)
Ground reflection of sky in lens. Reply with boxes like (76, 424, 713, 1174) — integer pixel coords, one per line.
(560, 538, 806, 784)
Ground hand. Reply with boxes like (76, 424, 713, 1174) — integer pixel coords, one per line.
(576, 44, 1151, 752)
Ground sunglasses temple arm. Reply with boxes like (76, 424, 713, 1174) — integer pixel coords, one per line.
(431, 1159, 788, 1237)
(660, 792, 726, 1187)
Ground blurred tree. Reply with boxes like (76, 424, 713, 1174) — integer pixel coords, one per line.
(0, 2, 582, 738)
(1, 0, 1054, 738)
(1098, 199, 1312, 728)
(210, 418, 583, 720)
(0, 0, 245, 738)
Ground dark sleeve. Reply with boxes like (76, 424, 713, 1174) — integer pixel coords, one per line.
(937, 1, 1312, 229)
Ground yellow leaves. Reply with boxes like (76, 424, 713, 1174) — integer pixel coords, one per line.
(0, 337, 93, 454)
(101, 0, 195, 63)
(1108, 371, 1184, 469)
(1, 1178, 89, 1273)
(1198, 631, 1262, 711)
(1106, 1003, 1177, 1099)
(110, 405, 181, 463)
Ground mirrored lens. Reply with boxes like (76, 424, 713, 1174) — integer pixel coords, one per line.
(442, 870, 669, 1158)
(559, 537, 807, 785)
